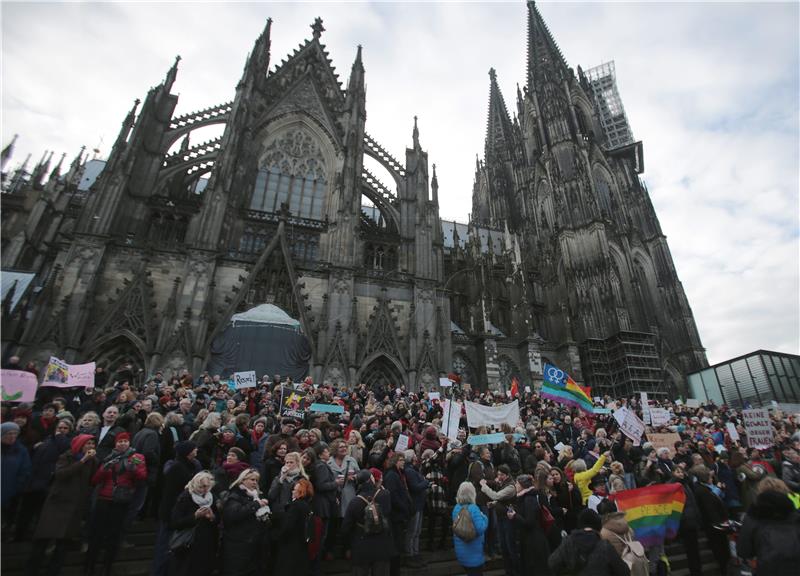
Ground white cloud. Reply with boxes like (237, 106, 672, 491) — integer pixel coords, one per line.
(2, 1, 797, 365)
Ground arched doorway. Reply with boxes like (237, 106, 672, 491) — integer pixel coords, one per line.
(359, 354, 405, 390)
(87, 332, 147, 386)
(498, 355, 522, 393)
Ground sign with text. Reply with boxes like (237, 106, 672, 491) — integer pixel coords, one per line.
(280, 388, 307, 420)
(467, 432, 505, 446)
(41, 357, 96, 388)
(309, 403, 344, 414)
(648, 432, 681, 458)
(233, 371, 257, 389)
(685, 399, 701, 408)
(395, 433, 410, 453)
(614, 407, 645, 445)
(1, 370, 38, 402)
(725, 422, 740, 442)
(439, 377, 453, 388)
(649, 408, 671, 427)
(442, 400, 462, 441)
(640, 392, 651, 424)
(428, 392, 440, 401)
(742, 408, 774, 449)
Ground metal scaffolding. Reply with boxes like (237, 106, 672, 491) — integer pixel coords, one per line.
(586, 61, 635, 150)
(580, 331, 665, 398)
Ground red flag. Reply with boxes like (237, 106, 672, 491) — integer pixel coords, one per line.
(510, 377, 519, 398)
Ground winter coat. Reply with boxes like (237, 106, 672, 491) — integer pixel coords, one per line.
(549, 529, 631, 576)
(341, 483, 396, 564)
(327, 455, 360, 517)
(737, 463, 766, 510)
(92, 449, 147, 500)
(33, 450, 98, 540)
(268, 472, 302, 514)
(272, 497, 311, 576)
(575, 453, 607, 504)
(220, 487, 267, 576)
(452, 503, 488, 568)
(132, 427, 161, 486)
(781, 461, 800, 493)
(600, 512, 637, 557)
(1, 440, 32, 507)
(26, 433, 71, 492)
(309, 460, 338, 519)
(260, 456, 284, 494)
(159, 456, 202, 522)
(512, 489, 552, 575)
(446, 447, 471, 501)
(405, 464, 429, 513)
(160, 425, 186, 465)
(693, 482, 728, 530)
(384, 466, 413, 521)
(738, 490, 800, 576)
(168, 490, 219, 576)
(480, 476, 516, 515)
(190, 428, 217, 469)
(671, 478, 700, 532)
(95, 425, 125, 461)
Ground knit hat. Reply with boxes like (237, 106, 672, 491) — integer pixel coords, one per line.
(71, 434, 95, 455)
(1, 422, 21, 435)
(578, 509, 602, 531)
(228, 447, 246, 462)
(369, 467, 383, 483)
(356, 469, 373, 486)
(221, 425, 237, 435)
(175, 441, 197, 459)
(115, 432, 131, 443)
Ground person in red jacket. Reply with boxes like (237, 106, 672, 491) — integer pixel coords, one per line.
(85, 432, 147, 576)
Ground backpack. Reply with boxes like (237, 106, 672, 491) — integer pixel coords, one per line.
(452, 506, 477, 541)
(357, 485, 388, 535)
(612, 533, 649, 576)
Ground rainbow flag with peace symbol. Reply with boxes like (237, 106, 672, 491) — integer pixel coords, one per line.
(610, 483, 686, 547)
(541, 363, 593, 414)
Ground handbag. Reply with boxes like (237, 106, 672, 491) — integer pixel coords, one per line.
(539, 504, 555, 533)
(169, 527, 195, 552)
(111, 465, 135, 504)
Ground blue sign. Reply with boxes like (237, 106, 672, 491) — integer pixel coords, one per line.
(309, 403, 344, 414)
(593, 408, 612, 414)
(467, 433, 506, 446)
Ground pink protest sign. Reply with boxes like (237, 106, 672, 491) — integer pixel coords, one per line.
(41, 357, 96, 388)
(1, 369, 38, 402)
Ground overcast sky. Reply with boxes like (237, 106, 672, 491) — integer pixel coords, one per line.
(2, 1, 798, 367)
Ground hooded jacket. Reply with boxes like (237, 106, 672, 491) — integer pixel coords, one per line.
(738, 490, 800, 576)
(549, 529, 630, 576)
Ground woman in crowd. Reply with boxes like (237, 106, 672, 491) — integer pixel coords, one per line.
(261, 440, 288, 494)
(85, 432, 147, 576)
(272, 478, 314, 576)
(168, 471, 219, 576)
(346, 430, 365, 466)
(220, 468, 270, 576)
(302, 446, 337, 565)
(509, 473, 551, 576)
(328, 438, 360, 557)
(452, 481, 488, 576)
(28, 434, 97, 576)
(216, 447, 249, 492)
(190, 412, 221, 469)
(341, 470, 395, 574)
(268, 451, 307, 513)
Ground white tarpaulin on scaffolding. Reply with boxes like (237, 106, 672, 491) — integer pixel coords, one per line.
(465, 400, 520, 429)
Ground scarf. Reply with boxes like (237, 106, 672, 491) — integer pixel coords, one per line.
(241, 485, 261, 501)
(283, 468, 301, 483)
(104, 447, 135, 472)
(191, 491, 214, 508)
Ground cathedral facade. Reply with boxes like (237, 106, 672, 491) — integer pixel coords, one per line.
(1, 3, 707, 396)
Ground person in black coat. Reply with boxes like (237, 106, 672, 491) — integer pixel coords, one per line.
(152, 442, 201, 576)
(549, 509, 630, 576)
(690, 465, 730, 575)
(221, 468, 270, 576)
(670, 467, 703, 576)
(509, 474, 552, 576)
(738, 484, 800, 576)
(383, 452, 413, 576)
(168, 471, 219, 576)
(272, 478, 314, 576)
(341, 470, 396, 572)
(302, 447, 337, 558)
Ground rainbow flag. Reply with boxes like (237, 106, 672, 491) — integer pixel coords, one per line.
(541, 363, 593, 414)
(610, 483, 686, 547)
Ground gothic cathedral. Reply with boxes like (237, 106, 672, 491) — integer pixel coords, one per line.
(1, 3, 707, 397)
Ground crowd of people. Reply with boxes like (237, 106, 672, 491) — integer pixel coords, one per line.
(2, 356, 800, 576)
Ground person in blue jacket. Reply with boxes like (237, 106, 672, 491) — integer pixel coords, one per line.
(1, 421, 32, 532)
(452, 481, 489, 576)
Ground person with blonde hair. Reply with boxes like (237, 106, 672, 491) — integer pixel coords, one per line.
(222, 468, 270, 576)
(168, 471, 218, 576)
(573, 450, 611, 504)
(346, 429, 365, 466)
(453, 482, 488, 575)
(190, 412, 221, 469)
(268, 451, 308, 513)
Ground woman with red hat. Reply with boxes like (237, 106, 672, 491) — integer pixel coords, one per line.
(27, 434, 98, 576)
(85, 432, 147, 576)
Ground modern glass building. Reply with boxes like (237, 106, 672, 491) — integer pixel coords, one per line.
(687, 350, 800, 408)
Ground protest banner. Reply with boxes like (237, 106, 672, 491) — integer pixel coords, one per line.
(611, 484, 685, 547)
(593, 407, 612, 415)
(442, 400, 462, 441)
(640, 392, 651, 424)
(648, 432, 681, 458)
(395, 433, 410, 453)
(742, 408, 774, 449)
(467, 432, 505, 446)
(439, 377, 453, 388)
(428, 392, 440, 401)
(41, 357, 96, 388)
(614, 407, 645, 445)
(540, 363, 593, 414)
(233, 370, 257, 389)
(1, 370, 38, 402)
(309, 403, 344, 414)
(281, 388, 307, 419)
(685, 399, 701, 408)
(650, 408, 671, 427)
(725, 422, 740, 442)
(465, 399, 520, 429)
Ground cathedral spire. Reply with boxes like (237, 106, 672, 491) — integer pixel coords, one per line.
(163, 55, 181, 93)
(526, 1, 569, 92)
(311, 17, 325, 40)
(31, 150, 52, 188)
(65, 145, 86, 186)
(1, 134, 18, 171)
(110, 98, 140, 157)
(431, 163, 439, 205)
(412, 115, 420, 149)
(485, 68, 513, 161)
(346, 44, 365, 101)
(48, 152, 66, 184)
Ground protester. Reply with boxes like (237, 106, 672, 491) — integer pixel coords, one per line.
(341, 470, 395, 574)
(168, 471, 219, 576)
(272, 478, 314, 576)
(220, 468, 270, 576)
(452, 482, 489, 576)
(549, 509, 630, 576)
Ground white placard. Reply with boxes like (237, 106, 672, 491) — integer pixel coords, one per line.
(439, 377, 453, 388)
(465, 400, 520, 429)
(395, 433, 410, 453)
(650, 408, 671, 427)
(524, 386, 531, 393)
(686, 399, 701, 408)
(725, 422, 740, 442)
(442, 400, 462, 441)
(640, 392, 651, 424)
(742, 408, 774, 449)
(233, 370, 257, 389)
(614, 407, 645, 445)
(554, 442, 566, 452)
(428, 392, 440, 401)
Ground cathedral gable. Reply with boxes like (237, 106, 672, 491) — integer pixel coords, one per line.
(86, 275, 155, 350)
(361, 295, 404, 366)
(262, 74, 341, 145)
